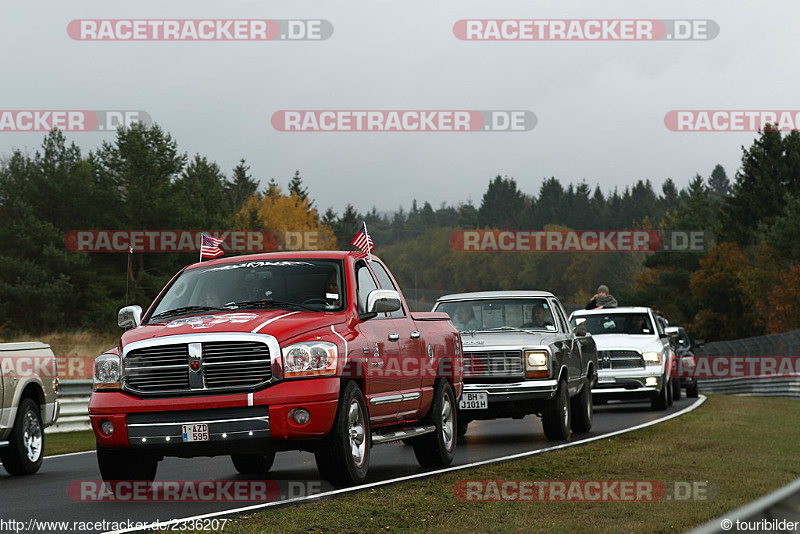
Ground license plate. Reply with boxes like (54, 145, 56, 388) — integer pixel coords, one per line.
(598, 377, 615, 384)
(182, 423, 209, 442)
(459, 392, 488, 410)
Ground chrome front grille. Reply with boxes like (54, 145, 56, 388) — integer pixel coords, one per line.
(464, 350, 524, 378)
(124, 340, 272, 394)
(598, 350, 645, 370)
(203, 341, 272, 388)
(125, 344, 190, 392)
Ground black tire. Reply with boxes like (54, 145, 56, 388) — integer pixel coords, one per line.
(413, 380, 457, 468)
(667, 378, 674, 406)
(314, 381, 370, 486)
(687, 382, 699, 398)
(672, 378, 682, 401)
(457, 418, 470, 437)
(542, 379, 571, 441)
(96, 445, 159, 482)
(231, 450, 276, 474)
(0, 398, 44, 476)
(570, 380, 593, 433)
(651, 378, 669, 411)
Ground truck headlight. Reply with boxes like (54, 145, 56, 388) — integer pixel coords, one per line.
(282, 342, 338, 378)
(524, 350, 548, 379)
(643, 352, 662, 365)
(94, 353, 121, 390)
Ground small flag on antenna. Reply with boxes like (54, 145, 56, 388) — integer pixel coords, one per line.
(200, 233, 225, 259)
(350, 222, 374, 254)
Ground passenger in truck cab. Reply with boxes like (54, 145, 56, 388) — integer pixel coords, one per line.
(453, 304, 480, 331)
(325, 272, 341, 307)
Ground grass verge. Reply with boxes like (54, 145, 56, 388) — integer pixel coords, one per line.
(45, 430, 96, 457)
(223, 396, 800, 534)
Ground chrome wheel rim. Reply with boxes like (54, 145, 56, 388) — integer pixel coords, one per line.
(441, 391, 454, 451)
(347, 400, 366, 468)
(561, 390, 569, 428)
(23, 409, 43, 463)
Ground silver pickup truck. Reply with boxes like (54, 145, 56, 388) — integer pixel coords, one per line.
(0, 342, 60, 475)
(433, 291, 597, 441)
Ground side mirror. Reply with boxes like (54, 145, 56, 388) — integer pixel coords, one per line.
(366, 289, 402, 314)
(118, 305, 142, 329)
(575, 323, 587, 337)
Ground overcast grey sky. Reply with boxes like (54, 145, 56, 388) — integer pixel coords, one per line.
(1, 1, 796, 214)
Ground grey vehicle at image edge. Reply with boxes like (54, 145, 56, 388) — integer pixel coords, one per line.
(569, 307, 677, 411)
(433, 291, 597, 441)
(0, 342, 59, 475)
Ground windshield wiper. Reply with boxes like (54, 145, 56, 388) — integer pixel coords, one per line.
(222, 299, 319, 312)
(475, 326, 546, 334)
(149, 306, 226, 321)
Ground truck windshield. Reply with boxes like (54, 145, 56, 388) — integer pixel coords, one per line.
(434, 298, 557, 332)
(573, 313, 654, 336)
(148, 259, 346, 321)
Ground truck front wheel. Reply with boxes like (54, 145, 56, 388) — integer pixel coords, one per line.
(413, 380, 456, 467)
(231, 450, 276, 474)
(1, 397, 44, 475)
(570, 379, 593, 433)
(314, 381, 370, 486)
(542, 379, 571, 440)
(96, 445, 158, 483)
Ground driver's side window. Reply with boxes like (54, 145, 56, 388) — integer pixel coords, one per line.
(355, 262, 378, 315)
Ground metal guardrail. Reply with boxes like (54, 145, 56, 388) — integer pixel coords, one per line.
(688, 477, 800, 533)
(47, 379, 92, 434)
(694, 328, 800, 399)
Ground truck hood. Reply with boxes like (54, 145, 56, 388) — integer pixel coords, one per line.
(121, 309, 347, 347)
(459, 330, 557, 350)
(590, 334, 664, 353)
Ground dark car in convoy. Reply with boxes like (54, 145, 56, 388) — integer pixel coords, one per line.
(433, 291, 597, 441)
(665, 325, 699, 398)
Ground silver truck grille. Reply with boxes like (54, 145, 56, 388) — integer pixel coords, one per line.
(598, 350, 645, 370)
(464, 350, 524, 378)
(124, 341, 272, 394)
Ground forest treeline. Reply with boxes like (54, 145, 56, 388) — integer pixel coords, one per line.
(1, 123, 798, 340)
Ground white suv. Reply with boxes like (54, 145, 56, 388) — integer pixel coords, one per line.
(569, 307, 676, 411)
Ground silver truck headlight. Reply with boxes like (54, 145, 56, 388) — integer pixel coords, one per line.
(524, 350, 549, 379)
(282, 342, 338, 378)
(643, 351, 662, 365)
(94, 353, 121, 390)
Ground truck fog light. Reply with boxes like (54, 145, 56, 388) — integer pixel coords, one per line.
(292, 409, 311, 425)
(646, 377, 658, 386)
(100, 419, 114, 436)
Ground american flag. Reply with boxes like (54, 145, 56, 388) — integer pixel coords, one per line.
(350, 222, 374, 254)
(200, 233, 225, 259)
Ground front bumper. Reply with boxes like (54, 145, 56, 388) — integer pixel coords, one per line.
(592, 368, 664, 398)
(90, 377, 340, 451)
(458, 379, 558, 419)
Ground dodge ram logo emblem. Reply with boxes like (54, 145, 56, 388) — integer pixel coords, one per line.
(190, 358, 201, 371)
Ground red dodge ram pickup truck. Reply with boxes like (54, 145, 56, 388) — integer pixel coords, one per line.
(90, 251, 462, 486)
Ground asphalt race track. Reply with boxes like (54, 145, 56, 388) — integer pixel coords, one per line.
(1, 397, 703, 533)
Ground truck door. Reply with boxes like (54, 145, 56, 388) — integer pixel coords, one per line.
(368, 261, 422, 418)
(354, 261, 403, 425)
(551, 299, 582, 393)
